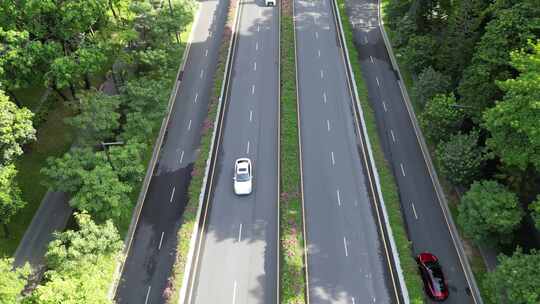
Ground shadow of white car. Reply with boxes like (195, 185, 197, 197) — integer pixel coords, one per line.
(234, 158, 253, 195)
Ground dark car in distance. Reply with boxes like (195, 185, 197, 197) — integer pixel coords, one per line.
(416, 252, 449, 301)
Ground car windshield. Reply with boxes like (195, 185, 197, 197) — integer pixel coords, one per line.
(237, 171, 250, 181)
(426, 262, 446, 292)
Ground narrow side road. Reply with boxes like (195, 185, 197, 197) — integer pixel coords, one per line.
(343, 0, 480, 303)
(187, 0, 279, 303)
(114, 1, 229, 303)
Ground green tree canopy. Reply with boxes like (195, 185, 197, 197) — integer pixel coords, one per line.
(70, 163, 132, 222)
(109, 142, 145, 185)
(419, 93, 465, 143)
(0, 258, 31, 304)
(41, 148, 103, 194)
(435, 130, 485, 186)
(486, 249, 540, 304)
(529, 195, 540, 230)
(66, 90, 121, 144)
(401, 34, 438, 75)
(0, 164, 26, 237)
(45, 212, 122, 272)
(458, 180, 523, 245)
(412, 66, 451, 107)
(0, 90, 35, 165)
(483, 41, 540, 172)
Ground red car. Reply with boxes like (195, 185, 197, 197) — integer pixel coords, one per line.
(416, 252, 449, 301)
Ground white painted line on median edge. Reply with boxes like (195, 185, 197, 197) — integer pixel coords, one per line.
(376, 77, 380, 87)
(320, 69, 324, 79)
(336, 189, 341, 206)
(383, 101, 387, 112)
(170, 187, 175, 202)
(390, 129, 396, 143)
(343, 237, 349, 257)
(187, 119, 192, 131)
(232, 281, 237, 304)
(412, 203, 418, 219)
(251, 84, 255, 95)
(145, 286, 151, 304)
(238, 223, 243, 241)
(246, 141, 250, 154)
(323, 92, 327, 104)
(249, 110, 253, 122)
(194, 93, 198, 104)
(331, 151, 335, 166)
(400, 163, 406, 176)
(327, 119, 331, 131)
(370, 55, 374, 63)
(254, 61, 257, 71)
(158, 231, 165, 249)
(179, 150, 184, 164)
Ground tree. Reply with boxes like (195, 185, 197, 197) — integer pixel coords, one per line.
(401, 34, 438, 75)
(529, 195, 540, 230)
(412, 67, 451, 107)
(70, 163, 132, 222)
(435, 131, 484, 186)
(41, 148, 103, 194)
(0, 258, 31, 303)
(419, 93, 465, 143)
(66, 90, 121, 144)
(483, 41, 540, 172)
(0, 90, 35, 165)
(0, 165, 26, 237)
(45, 212, 122, 272)
(458, 180, 523, 245)
(458, 0, 540, 120)
(108, 142, 145, 185)
(485, 248, 540, 304)
(28, 259, 115, 304)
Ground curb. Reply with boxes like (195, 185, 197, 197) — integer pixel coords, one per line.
(330, 0, 409, 302)
(376, 1, 483, 303)
(107, 3, 202, 299)
(276, 0, 281, 302)
(179, 0, 242, 302)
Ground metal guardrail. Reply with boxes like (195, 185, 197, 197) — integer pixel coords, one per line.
(178, 0, 242, 302)
(329, 0, 410, 302)
(376, 1, 484, 302)
(107, 4, 203, 299)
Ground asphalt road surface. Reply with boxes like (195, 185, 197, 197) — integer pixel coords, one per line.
(295, 0, 398, 303)
(343, 0, 478, 303)
(188, 0, 279, 303)
(114, 1, 229, 303)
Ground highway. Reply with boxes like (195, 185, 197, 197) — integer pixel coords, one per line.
(294, 0, 400, 303)
(114, 0, 229, 303)
(343, 0, 479, 302)
(187, 0, 279, 303)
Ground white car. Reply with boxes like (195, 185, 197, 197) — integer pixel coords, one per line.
(265, 0, 276, 6)
(234, 158, 253, 195)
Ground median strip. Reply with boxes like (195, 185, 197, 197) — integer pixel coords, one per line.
(280, 0, 307, 303)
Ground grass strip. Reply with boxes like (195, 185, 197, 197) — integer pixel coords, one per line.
(165, 1, 236, 302)
(378, 0, 490, 301)
(336, 0, 425, 302)
(280, 1, 307, 303)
